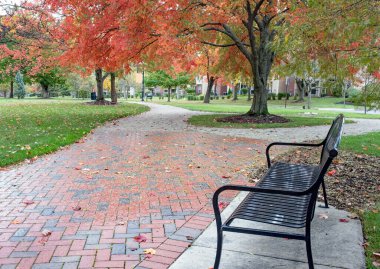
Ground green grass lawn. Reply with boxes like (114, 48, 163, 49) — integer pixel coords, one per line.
(152, 97, 380, 119)
(341, 132, 380, 268)
(187, 114, 354, 129)
(0, 99, 148, 167)
(363, 204, 380, 269)
(341, 132, 380, 157)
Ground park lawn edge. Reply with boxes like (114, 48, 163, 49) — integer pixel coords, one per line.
(341, 132, 380, 269)
(187, 114, 355, 129)
(0, 102, 149, 168)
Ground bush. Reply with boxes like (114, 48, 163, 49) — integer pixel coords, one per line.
(210, 97, 213, 100)
(199, 95, 204, 101)
(221, 96, 225, 100)
(241, 88, 248, 95)
(215, 96, 219, 100)
(268, 93, 276, 100)
(187, 95, 195, 101)
(227, 95, 231, 99)
(278, 93, 286, 100)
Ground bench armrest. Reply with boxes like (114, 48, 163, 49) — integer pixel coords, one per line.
(212, 184, 309, 227)
(266, 142, 323, 168)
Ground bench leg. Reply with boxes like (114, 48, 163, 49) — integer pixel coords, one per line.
(321, 180, 329, 208)
(305, 224, 314, 269)
(214, 229, 223, 269)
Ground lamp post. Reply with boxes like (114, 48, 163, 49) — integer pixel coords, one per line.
(284, 77, 289, 109)
(141, 67, 145, 102)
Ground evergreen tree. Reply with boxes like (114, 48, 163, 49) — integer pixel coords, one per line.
(15, 71, 26, 99)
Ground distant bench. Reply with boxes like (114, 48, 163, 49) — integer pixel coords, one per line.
(212, 114, 344, 269)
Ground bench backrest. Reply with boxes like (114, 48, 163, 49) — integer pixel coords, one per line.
(311, 114, 344, 191)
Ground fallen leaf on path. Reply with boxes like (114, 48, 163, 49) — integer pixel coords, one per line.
(41, 229, 52, 236)
(221, 175, 231, 179)
(143, 248, 156, 255)
(134, 235, 147, 243)
(186, 236, 194, 241)
(348, 213, 359, 219)
(339, 218, 349, 223)
(23, 200, 34, 205)
(142, 156, 150, 159)
(218, 202, 229, 210)
(72, 205, 82, 211)
(11, 220, 21, 224)
(318, 213, 328, 219)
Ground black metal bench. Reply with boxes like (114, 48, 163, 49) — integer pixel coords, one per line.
(212, 114, 344, 269)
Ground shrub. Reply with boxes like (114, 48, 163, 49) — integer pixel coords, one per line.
(278, 93, 286, 100)
(215, 96, 219, 100)
(199, 95, 204, 101)
(227, 95, 231, 99)
(221, 96, 225, 100)
(241, 88, 248, 95)
(268, 93, 276, 100)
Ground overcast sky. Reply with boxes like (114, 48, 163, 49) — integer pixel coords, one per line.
(0, 0, 22, 15)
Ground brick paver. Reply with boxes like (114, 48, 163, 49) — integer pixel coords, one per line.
(0, 103, 272, 269)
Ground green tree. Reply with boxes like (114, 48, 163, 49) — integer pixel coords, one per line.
(33, 68, 66, 98)
(145, 71, 190, 102)
(15, 71, 26, 99)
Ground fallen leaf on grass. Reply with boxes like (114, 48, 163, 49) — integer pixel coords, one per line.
(23, 200, 34, 205)
(339, 218, 349, 223)
(373, 252, 380, 258)
(134, 235, 147, 243)
(373, 261, 380, 267)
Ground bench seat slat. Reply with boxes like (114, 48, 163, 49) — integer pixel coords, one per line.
(228, 163, 319, 229)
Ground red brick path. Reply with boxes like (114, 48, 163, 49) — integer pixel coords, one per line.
(0, 106, 270, 269)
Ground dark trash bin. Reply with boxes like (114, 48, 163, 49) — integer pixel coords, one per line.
(91, 92, 97, 100)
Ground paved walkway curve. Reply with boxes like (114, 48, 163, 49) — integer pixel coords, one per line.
(0, 102, 377, 269)
(0, 103, 268, 269)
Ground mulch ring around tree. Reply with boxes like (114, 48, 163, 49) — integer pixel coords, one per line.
(216, 114, 290, 124)
(249, 147, 380, 212)
(85, 100, 116, 105)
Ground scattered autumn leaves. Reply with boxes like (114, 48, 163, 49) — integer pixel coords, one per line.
(0, 101, 148, 167)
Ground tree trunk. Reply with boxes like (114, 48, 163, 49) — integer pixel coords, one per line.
(204, 76, 215, 103)
(110, 72, 117, 104)
(10, 79, 14, 98)
(167, 87, 171, 102)
(214, 79, 218, 97)
(295, 78, 305, 102)
(95, 68, 105, 101)
(232, 86, 238, 101)
(248, 82, 269, 115)
(41, 84, 49, 98)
